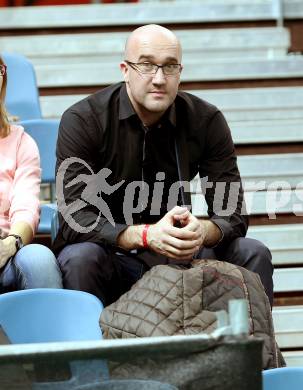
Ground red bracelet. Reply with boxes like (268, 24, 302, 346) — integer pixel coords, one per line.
(142, 224, 150, 248)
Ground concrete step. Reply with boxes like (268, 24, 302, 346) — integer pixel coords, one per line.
(0, 1, 302, 29)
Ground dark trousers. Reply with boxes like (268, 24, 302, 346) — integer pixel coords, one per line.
(57, 237, 273, 307)
(198, 237, 274, 306)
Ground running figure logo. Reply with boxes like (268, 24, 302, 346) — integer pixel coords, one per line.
(56, 157, 125, 233)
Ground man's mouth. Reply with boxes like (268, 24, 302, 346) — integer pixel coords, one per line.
(150, 91, 166, 96)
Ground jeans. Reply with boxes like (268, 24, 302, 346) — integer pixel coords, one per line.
(0, 244, 63, 293)
(57, 237, 273, 307)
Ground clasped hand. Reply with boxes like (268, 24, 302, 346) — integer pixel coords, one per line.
(147, 206, 205, 261)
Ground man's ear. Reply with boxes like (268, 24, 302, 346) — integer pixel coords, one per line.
(177, 64, 183, 86)
(120, 62, 129, 83)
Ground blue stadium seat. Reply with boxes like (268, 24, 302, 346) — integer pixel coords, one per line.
(19, 118, 59, 234)
(263, 367, 303, 390)
(51, 205, 59, 242)
(39, 202, 57, 234)
(0, 288, 108, 389)
(75, 380, 178, 390)
(2, 51, 42, 121)
(2, 52, 60, 234)
(0, 290, 175, 390)
(0, 288, 103, 343)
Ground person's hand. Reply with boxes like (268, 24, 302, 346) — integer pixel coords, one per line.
(174, 210, 207, 241)
(0, 237, 16, 269)
(147, 206, 203, 260)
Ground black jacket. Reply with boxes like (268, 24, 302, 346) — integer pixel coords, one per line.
(53, 82, 248, 255)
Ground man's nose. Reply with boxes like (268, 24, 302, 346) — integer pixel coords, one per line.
(152, 67, 166, 84)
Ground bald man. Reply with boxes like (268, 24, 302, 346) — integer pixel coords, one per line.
(54, 25, 273, 307)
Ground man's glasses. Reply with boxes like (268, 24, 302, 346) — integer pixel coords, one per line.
(0, 64, 7, 76)
(125, 61, 181, 76)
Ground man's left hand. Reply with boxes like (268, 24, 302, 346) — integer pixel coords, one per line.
(174, 212, 222, 249)
(173, 212, 206, 248)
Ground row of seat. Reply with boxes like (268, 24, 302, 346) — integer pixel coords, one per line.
(40, 86, 303, 145)
(1, 23, 302, 88)
(1, 288, 300, 390)
(0, 288, 302, 389)
(0, 27, 290, 63)
(7, 54, 303, 88)
(0, 0, 302, 29)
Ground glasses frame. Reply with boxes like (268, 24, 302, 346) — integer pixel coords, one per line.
(0, 64, 7, 76)
(125, 60, 181, 76)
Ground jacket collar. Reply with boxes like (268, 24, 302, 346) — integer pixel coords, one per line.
(119, 82, 177, 128)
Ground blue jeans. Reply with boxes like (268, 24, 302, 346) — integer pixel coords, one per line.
(0, 244, 63, 293)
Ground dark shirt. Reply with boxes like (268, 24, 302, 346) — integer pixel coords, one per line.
(53, 82, 248, 254)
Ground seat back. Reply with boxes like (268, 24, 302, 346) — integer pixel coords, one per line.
(2, 51, 42, 121)
(51, 206, 59, 242)
(19, 118, 59, 184)
(263, 367, 303, 390)
(0, 288, 103, 343)
(75, 380, 178, 389)
(19, 118, 60, 233)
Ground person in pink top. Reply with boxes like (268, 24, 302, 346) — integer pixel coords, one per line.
(0, 56, 62, 292)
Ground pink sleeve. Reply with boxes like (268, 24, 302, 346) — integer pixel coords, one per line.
(9, 132, 41, 234)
